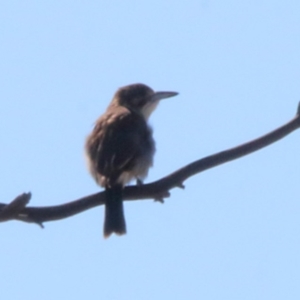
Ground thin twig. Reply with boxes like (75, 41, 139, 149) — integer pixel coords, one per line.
(1, 103, 299, 226)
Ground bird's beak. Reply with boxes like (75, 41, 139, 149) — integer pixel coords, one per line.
(151, 91, 178, 102)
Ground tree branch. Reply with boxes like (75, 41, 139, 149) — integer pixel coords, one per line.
(1, 103, 300, 227)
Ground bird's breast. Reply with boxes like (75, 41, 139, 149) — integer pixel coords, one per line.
(117, 127, 155, 185)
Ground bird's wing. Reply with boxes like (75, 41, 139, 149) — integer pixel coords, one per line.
(89, 107, 152, 184)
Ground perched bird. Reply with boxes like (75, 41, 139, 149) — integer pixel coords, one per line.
(85, 83, 178, 237)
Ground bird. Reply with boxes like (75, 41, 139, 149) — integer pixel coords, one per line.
(85, 83, 178, 237)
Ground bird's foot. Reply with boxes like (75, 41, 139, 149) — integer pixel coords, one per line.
(136, 178, 143, 186)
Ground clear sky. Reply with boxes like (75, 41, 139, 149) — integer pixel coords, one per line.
(1, 1, 300, 299)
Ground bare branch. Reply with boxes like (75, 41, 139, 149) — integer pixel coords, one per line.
(1, 103, 300, 226)
(0, 193, 31, 221)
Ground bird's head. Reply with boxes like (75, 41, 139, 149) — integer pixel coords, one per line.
(111, 83, 178, 119)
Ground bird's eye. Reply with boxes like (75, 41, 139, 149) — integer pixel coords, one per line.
(134, 97, 147, 108)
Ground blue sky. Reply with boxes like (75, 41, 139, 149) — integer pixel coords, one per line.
(1, 1, 300, 299)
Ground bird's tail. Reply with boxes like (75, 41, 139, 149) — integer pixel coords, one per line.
(104, 185, 126, 238)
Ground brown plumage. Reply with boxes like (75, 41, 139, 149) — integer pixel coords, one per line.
(85, 83, 178, 237)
